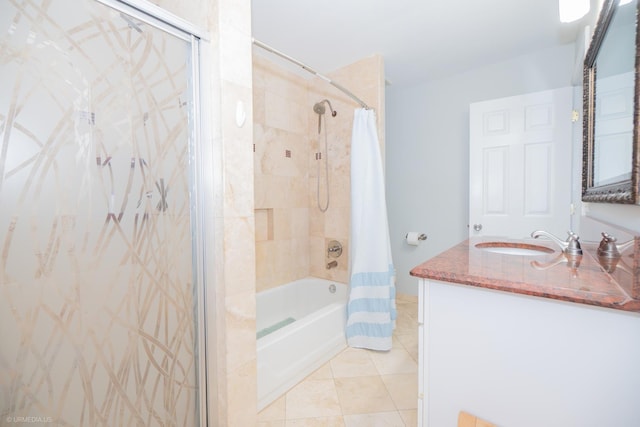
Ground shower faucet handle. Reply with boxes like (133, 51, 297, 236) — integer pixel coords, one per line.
(327, 240, 343, 258)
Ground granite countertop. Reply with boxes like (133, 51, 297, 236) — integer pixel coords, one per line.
(410, 236, 640, 313)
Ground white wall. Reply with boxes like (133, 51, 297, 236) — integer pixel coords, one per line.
(580, 204, 640, 240)
(386, 43, 576, 296)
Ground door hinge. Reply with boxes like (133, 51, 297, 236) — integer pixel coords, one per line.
(571, 109, 579, 123)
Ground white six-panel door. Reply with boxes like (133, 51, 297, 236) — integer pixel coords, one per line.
(469, 87, 573, 239)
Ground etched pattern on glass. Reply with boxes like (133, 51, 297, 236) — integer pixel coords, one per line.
(0, 1, 198, 425)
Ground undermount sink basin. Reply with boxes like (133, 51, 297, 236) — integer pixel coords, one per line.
(475, 242, 555, 256)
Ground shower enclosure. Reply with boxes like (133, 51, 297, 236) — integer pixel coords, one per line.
(0, 0, 208, 425)
(252, 46, 386, 407)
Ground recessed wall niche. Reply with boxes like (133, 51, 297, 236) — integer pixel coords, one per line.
(255, 208, 274, 241)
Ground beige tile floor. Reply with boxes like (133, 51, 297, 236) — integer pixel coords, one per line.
(258, 295, 419, 427)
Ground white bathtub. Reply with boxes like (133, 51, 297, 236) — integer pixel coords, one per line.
(256, 277, 348, 410)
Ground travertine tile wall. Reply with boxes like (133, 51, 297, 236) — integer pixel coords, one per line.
(253, 54, 385, 292)
(253, 57, 311, 291)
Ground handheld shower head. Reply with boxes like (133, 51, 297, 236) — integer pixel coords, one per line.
(313, 99, 337, 134)
(313, 99, 337, 117)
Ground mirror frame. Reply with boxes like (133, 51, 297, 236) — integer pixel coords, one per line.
(582, 0, 640, 203)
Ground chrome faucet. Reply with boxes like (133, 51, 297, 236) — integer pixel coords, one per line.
(531, 230, 583, 256)
(597, 232, 635, 259)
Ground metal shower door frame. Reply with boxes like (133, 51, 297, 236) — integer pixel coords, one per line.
(95, 1, 213, 425)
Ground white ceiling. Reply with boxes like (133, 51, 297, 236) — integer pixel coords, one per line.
(251, 0, 595, 88)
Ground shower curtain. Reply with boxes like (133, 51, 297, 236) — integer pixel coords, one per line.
(346, 108, 396, 351)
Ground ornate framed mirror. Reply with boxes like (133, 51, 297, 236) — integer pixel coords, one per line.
(582, 0, 640, 203)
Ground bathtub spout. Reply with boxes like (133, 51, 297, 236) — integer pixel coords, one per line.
(326, 260, 338, 269)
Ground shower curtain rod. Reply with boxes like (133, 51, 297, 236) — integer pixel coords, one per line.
(252, 38, 370, 110)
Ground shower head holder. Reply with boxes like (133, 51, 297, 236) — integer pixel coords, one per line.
(313, 99, 337, 117)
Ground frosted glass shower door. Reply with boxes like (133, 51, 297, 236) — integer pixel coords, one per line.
(0, 1, 204, 425)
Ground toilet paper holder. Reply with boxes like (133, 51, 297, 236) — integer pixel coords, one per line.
(405, 233, 427, 241)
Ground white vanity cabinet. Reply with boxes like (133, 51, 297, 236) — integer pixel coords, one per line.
(417, 279, 640, 427)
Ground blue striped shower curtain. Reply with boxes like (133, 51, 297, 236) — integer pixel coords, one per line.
(346, 108, 396, 351)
